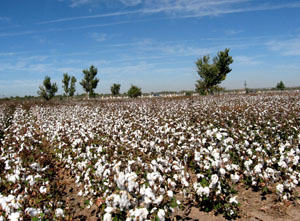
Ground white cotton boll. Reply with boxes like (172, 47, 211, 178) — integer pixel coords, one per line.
(105, 207, 114, 214)
(229, 196, 238, 204)
(254, 164, 263, 174)
(293, 156, 299, 165)
(196, 174, 204, 179)
(157, 209, 165, 221)
(8, 211, 21, 221)
(25, 208, 42, 217)
(119, 191, 131, 210)
(129, 208, 149, 221)
(244, 159, 253, 170)
(167, 190, 173, 198)
(154, 195, 163, 205)
(222, 157, 229, 163)
(216, 132, 223, 140)
(276, 184, 284, 194)
(194, 151, 201, 161)
(77, 190, 83, 196)
(209, 174, 219, 189)
(181, 177, 189, 187)
(55, 208, 64, 217)
(203, 187, 210, 197)
(103, 213, 112, 221)
(39, 186, 47, 194)
(173, 174, 178, 181)
(219, 168, 226, 176)
(278, 160, 287, 169)
(230, 173, 240, 183)
(7, 174, 19, 183)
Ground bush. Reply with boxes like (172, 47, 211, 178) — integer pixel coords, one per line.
(127, 85, 142, 98)
(276, 81, 285, 91)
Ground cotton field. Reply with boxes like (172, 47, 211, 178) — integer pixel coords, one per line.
(1, 91, 300, 220)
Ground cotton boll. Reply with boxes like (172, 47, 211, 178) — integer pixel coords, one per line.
(39, 186, 47, 194)
(230, 173, 240, 183)
(219, 168, 226, 176)
(55, 208, 64, 217)
(209, 174, 219, 189)
(103, 213, 112, 221)
(157, 209, 165, 221)
(229, 196, 238, 204)
(167, 190, 173, 198)
(276, 184, 284, 194)
(8, 211, 21, 221)
(25, 208, 42, 217)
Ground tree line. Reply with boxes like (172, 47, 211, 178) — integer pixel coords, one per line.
(37, 49, 287, 100)
(37, 65, 142, 100)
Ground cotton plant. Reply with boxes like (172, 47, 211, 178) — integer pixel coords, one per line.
(1, 91, 300, 220)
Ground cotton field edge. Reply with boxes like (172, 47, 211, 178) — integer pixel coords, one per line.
(1, 91, 300, 220)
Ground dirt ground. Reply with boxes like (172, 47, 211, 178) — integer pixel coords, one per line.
(58, 168, 300, 221)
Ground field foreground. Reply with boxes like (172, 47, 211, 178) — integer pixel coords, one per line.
(1, 92, 300, 220)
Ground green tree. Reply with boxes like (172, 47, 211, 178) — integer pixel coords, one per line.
(111, 83, 121, 96)
(69, 76, 77, 97)
(80, 65, 99, 98)
(37, 76, 58, 101)
(195, 48, 233, 95)
(62, 73, 70, 96)
(127, 85, 142, 98)
(62, 73, 77, 98)
(276, 81, 285, 91)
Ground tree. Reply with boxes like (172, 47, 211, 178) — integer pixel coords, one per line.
(37, 76, 58, 101)
(62, 73, 77, 98)
(276, 81, 285, 91)
(127, 85, 142, 98)
(195, 48, 233, 95)
(111, 83, 121, 96)
(69, 76, 77, 97)
(62, 73, 70, 96)
(80, 65, 99, 98)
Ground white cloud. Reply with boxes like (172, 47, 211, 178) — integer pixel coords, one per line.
(45, 1, 300, 24)
(70, 0, 94, 8)
(235, 56, 262, 66)
(267, 37, 300, 56)
(91, 33, 106, 42)
(120, 0, 141, 6)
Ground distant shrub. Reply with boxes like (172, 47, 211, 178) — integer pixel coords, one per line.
(276, 81, 285, 91)
(111, 83, 121, 96)
(127, 85, 142, 98)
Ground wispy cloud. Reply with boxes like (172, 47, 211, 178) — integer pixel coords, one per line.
(37, 10, 140, 24)
(43, 0, 300, 24)
(0, 16, 10, 23)
(120, 0, 142, 6)
(90, 33, 107, 42)
(235, 55, 262, 66)
(267, 37, 300, 56)
(0, 31, 38, 38)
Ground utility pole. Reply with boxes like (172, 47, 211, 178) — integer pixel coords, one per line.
(244, 81, 247, 90)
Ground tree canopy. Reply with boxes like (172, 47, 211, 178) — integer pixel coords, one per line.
(62, 73, 77, 97)
(195, 48, 233, 95)
(127, 85, 142, 98)
(37, 76, 58, 101)
(111, 83, 121, 96)
(276, 81, 285, 91)
(80, 65, 99, 98)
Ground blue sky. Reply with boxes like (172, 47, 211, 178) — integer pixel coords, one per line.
(0, 0, 300, 96)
